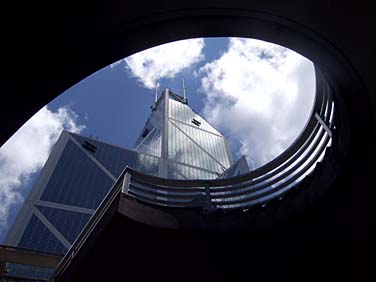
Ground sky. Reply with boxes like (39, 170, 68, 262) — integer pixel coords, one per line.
(0, 37, 315, 242)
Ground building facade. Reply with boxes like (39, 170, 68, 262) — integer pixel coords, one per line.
(135, 88, 234, 179)
(3, 130, 162, 279)
(3, 88, 248, 279)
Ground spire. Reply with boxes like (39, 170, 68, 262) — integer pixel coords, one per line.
(154, 81, 159, 103)
(151, 81, 159, 111)
(182, 78, 187, 103)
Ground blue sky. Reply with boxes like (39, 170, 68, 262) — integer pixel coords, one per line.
(0, 37, 315, 242)
(48, 38, 228, 150)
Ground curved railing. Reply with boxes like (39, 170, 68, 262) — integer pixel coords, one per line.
(120, 67, 335, 211)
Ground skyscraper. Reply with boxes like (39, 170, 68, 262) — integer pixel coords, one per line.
(3, 88, 248, 280)
(135, 88, 234, 179)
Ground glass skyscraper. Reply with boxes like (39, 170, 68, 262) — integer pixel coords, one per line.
(135, 88, 233, 179)
(3, 88, 248, 279)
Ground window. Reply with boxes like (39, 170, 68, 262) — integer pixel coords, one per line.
(192, 118, 201, 126)
(82, 141, 97, 153)
(142, 128, 150, 138)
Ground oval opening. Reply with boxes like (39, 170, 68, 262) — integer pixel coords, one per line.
(8, 37, 316, 177)
(0, 37, 322, 239)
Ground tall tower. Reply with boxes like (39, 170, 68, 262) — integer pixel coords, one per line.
(134, 88, 233, 179)
(2, 87, 248, 281)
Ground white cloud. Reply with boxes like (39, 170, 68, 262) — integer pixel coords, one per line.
(110, 60, 123, 69)
(199, 38, 315, 169)
(122, 39, 205, 89)
(0, 106, 85, 235)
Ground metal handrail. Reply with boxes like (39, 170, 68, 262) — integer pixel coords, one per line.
(212, 126, 327, 194)
(125, 133, 330, 209)
(212, 134, 331, 207)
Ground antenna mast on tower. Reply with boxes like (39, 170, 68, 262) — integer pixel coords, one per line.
(151, 80, 159, 111)
(154, 81, 159, 103)
(182, 78, 187, 103)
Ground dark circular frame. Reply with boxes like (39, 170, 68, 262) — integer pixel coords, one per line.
(66, 8, 367, 231)
(2, 8, 372, 233)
